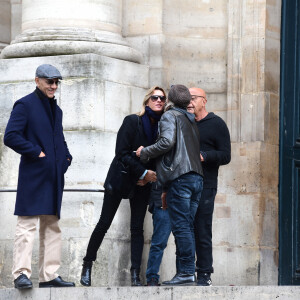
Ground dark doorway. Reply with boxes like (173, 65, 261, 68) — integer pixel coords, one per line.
(279, 0, 300, 285)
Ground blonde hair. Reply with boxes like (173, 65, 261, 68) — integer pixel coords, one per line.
(137, 86, 166, 116)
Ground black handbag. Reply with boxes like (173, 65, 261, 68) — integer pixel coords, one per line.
(104, 156, 136, 199)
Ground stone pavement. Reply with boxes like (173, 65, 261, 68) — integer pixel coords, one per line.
(0, 286, 300, 300)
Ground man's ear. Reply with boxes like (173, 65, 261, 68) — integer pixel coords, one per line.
(35, 77, 39, 85)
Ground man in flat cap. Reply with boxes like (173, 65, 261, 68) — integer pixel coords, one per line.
(136, 85, 203, 285)
(4, 64, 75, 289)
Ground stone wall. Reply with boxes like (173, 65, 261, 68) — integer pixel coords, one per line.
(0, 0, 282, 287)
(0, 0, 22, 53)
(225, 0, 281, 285)
(123, 0, 281, 285)
(0, 0, 11, 52)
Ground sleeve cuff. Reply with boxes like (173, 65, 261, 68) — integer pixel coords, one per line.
(200, 151, 207, 161)
(32, 145, 42, 158)
(139, 169, 148, 180)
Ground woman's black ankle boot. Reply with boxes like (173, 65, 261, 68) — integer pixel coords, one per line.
(80, 261, 93, 286)
(131, 269, 142, 286)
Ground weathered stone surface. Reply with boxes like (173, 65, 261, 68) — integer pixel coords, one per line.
(63, 131, 115, 187)
(0, 193, 16, 240)
(241, 37, 266, 94)
(213, 246, 260, 285)
(0, 240, 14, 288)
(1, 286, 300, 300)
(240, 93, 265, 142)
(22, 1, 122, 33)
(266, 0, 282, 39)
(0, 135, 20, 188)
(0, 0, 283, 289)
(259, 248, 279, 285)
(265, 38, 280, 94)
(59, 79, 144, 132)
(260, 143, 279, 195)
(0, 0, 11, 47)
(10, 1, 22, 41)
(205, 93, 228, 114)
(173, 286, 300, 300)
(214, 194, 260, 247)
(1, 40, 143, 63)
(126, 35, 150, 65)
(0, 288, 50, 300)
(218, 142, 261, 194)
(59, 79, 105, 131)
(161, 36, 227, 93)
(103, 81, 131, 132)
(2, 0, 145, 62)
(130, 86, 149, 114)
(163, 0, 227, 38)
(0, 82, 37, 130)
(0, 54, 149, 88)
(240, 0, 266, 38)
(123, 0, 163, 36)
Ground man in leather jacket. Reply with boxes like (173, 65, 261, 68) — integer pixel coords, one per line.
(136, 84, 203, 285)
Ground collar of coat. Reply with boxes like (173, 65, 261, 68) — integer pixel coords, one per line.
(172, 107, 195, 123)
(35, 87, 57, 102)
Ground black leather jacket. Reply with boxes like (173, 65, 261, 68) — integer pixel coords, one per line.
(140, 107, 203, 189)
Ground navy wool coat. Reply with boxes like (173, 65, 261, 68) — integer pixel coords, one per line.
(4, 89, 72, 218)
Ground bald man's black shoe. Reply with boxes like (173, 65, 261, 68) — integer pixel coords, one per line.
(14, 274, 33, 289)
(39, 276, 75, 288)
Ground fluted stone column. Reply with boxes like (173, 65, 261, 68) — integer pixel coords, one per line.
(0, 0, 11, 53)
(1, 0, 142, 63)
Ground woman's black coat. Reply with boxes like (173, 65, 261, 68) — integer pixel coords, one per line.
(104, 114, 155, 194)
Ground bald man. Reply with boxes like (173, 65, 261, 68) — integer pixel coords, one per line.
(187, 87, 231, 286)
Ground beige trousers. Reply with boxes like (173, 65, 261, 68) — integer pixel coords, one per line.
(12, 215, 61, 282)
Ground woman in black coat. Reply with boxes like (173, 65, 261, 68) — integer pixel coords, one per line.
(80, 86, 166, 286)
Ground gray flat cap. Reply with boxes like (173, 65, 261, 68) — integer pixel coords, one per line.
(35, 64, 62, 79)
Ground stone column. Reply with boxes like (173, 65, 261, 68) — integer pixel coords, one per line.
(0, 0, 149, 288)
(0, 0, 11, 53)
(1, 0, 142, 63)
(225, 0, 281, 285)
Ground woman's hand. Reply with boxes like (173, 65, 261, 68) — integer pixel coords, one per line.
(136, 146, 144, 157)
(137, 179, 147, 186)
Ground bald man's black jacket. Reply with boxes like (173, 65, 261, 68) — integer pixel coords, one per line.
(197, 112, 231, 188)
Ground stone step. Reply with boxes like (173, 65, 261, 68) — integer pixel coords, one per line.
(1, 286, 300, 300)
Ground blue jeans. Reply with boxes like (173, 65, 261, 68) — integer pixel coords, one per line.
(194, 188, 217, 274)
(167, 172, 203, 274)
(146, 206, 172, 281)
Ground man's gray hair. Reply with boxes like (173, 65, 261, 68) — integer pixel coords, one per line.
(168, 85, 191, 109)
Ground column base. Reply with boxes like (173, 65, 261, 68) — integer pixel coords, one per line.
(1, 28, 143, 63)
(1, 40, 143, 63)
